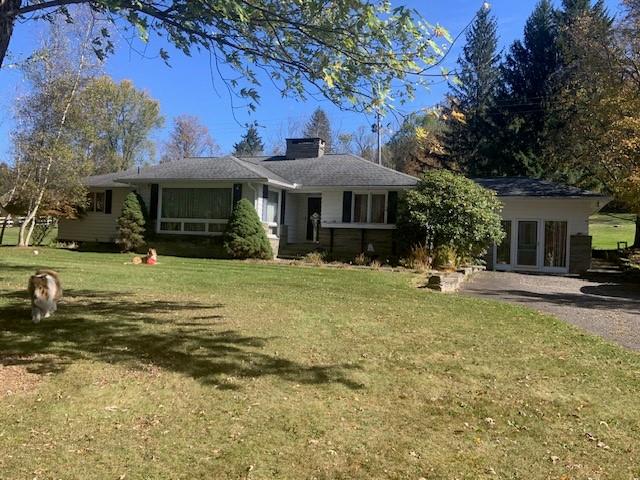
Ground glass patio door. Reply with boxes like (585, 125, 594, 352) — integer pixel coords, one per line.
(544, 221, 568, 268)
(517, 221, 538, 267)
(496, 220, 512, 267)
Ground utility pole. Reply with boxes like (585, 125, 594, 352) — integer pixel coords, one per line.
(371, 109, 382, 165)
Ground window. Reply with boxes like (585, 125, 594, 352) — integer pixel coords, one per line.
(159, 187, 233, 235)
(265, 190, 279, 224)
(87, 191, 105, 213)
(160, 221, 181, 231)
(352, 192, 387, 224)
(544, 221, 567, 268)
(371, 194, 385, 223)
(184, 222, 206, 232)
(161, 188, 231, 219)
(353, 194, 368, 223)
(496, 220, 511, 265)
(517, 220, 538, 266)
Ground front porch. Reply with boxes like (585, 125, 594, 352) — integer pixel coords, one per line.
(278, 191, 397, 259)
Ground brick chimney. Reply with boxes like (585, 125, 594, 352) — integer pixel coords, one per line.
(285, 138, 325, 159)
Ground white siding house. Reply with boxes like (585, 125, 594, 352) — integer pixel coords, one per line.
(58, 139, 610, 272)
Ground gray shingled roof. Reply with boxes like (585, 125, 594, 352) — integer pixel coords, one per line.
(475, 177, 607, 197)
(84, 171, 132, 188)
(240, 154, 418, 187)
(106, 153, 417, 188)
(116, 156, 290, 185)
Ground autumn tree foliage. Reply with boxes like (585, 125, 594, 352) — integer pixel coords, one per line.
(1, 1, 451, 114)
(7, 15, 98, 247)
(387, 110, 446, 175)
(161, 115, 219, 163)
(78, 77, 164, 173)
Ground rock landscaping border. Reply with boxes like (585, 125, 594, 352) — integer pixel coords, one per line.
(425, 266, 485, 293)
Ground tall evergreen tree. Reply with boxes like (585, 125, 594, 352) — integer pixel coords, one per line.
(116, 192, 146, 252)
(544, 0, 616, 187)
(233, 123, 265, 156)
(494, 0, 559, 176)
(303, 108, 333, 152)
(444, 5, 501, 176)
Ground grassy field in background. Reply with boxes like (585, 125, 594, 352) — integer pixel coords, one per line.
(1, 226, 58, 247)
(0, 247, 639, 479)
(590, 213, 636, 250)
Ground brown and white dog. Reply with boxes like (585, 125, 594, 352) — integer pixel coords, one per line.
(27, 269, 62, 323)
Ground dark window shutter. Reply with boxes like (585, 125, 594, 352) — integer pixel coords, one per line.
(280, 190, 286, 223)
(342, 191, 352, 223)
(104, 190, 112, 214)
(387, 191, 398, 224)
(150, 184, 159, 220)
(262, 185, 269, 221)
(233, 183, 242, 205)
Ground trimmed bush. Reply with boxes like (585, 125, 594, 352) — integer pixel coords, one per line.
(116, 192, 146, 252)
(398, 170, 504, 262)
(223, 198, 273, 259)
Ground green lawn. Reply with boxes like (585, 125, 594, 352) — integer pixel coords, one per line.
(590, 213, 636, 250)
(1, 225, 58, 247)
(0, 248, 639, 479)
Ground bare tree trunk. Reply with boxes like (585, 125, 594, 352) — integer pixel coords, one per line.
(0, 0, 21, 69)
(634, 214, 640, 248)
(26, 214, 37, 243)
(0, 214, 9, 245)
(18, 215, 31, 246)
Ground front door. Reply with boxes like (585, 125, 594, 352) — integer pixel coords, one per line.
(306, 197, 321, 241)
(517, 220, 538, 267)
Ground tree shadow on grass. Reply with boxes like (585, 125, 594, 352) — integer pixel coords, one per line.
(0, 289, 363, 390)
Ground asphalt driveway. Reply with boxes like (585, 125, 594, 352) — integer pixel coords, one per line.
(461, 271, 640, 351)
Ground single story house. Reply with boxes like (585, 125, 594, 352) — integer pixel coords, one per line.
(476, 178, 610, 274)
(58, 137, 610, 273)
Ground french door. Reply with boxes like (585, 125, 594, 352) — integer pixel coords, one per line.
(496, 219, 569, 272)
(517, 221, 538, 267)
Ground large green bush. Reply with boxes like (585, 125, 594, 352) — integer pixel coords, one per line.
(116, 192, 146, 252)
(223, 198, 273, 259)
(398, 170, 504, 262)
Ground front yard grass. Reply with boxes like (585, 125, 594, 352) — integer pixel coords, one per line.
(590, 213, 636, 250)
(1, 226, 58, 247)
(0, 247, 639, 479)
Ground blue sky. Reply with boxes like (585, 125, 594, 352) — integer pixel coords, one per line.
(0, 0, 622, 160)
